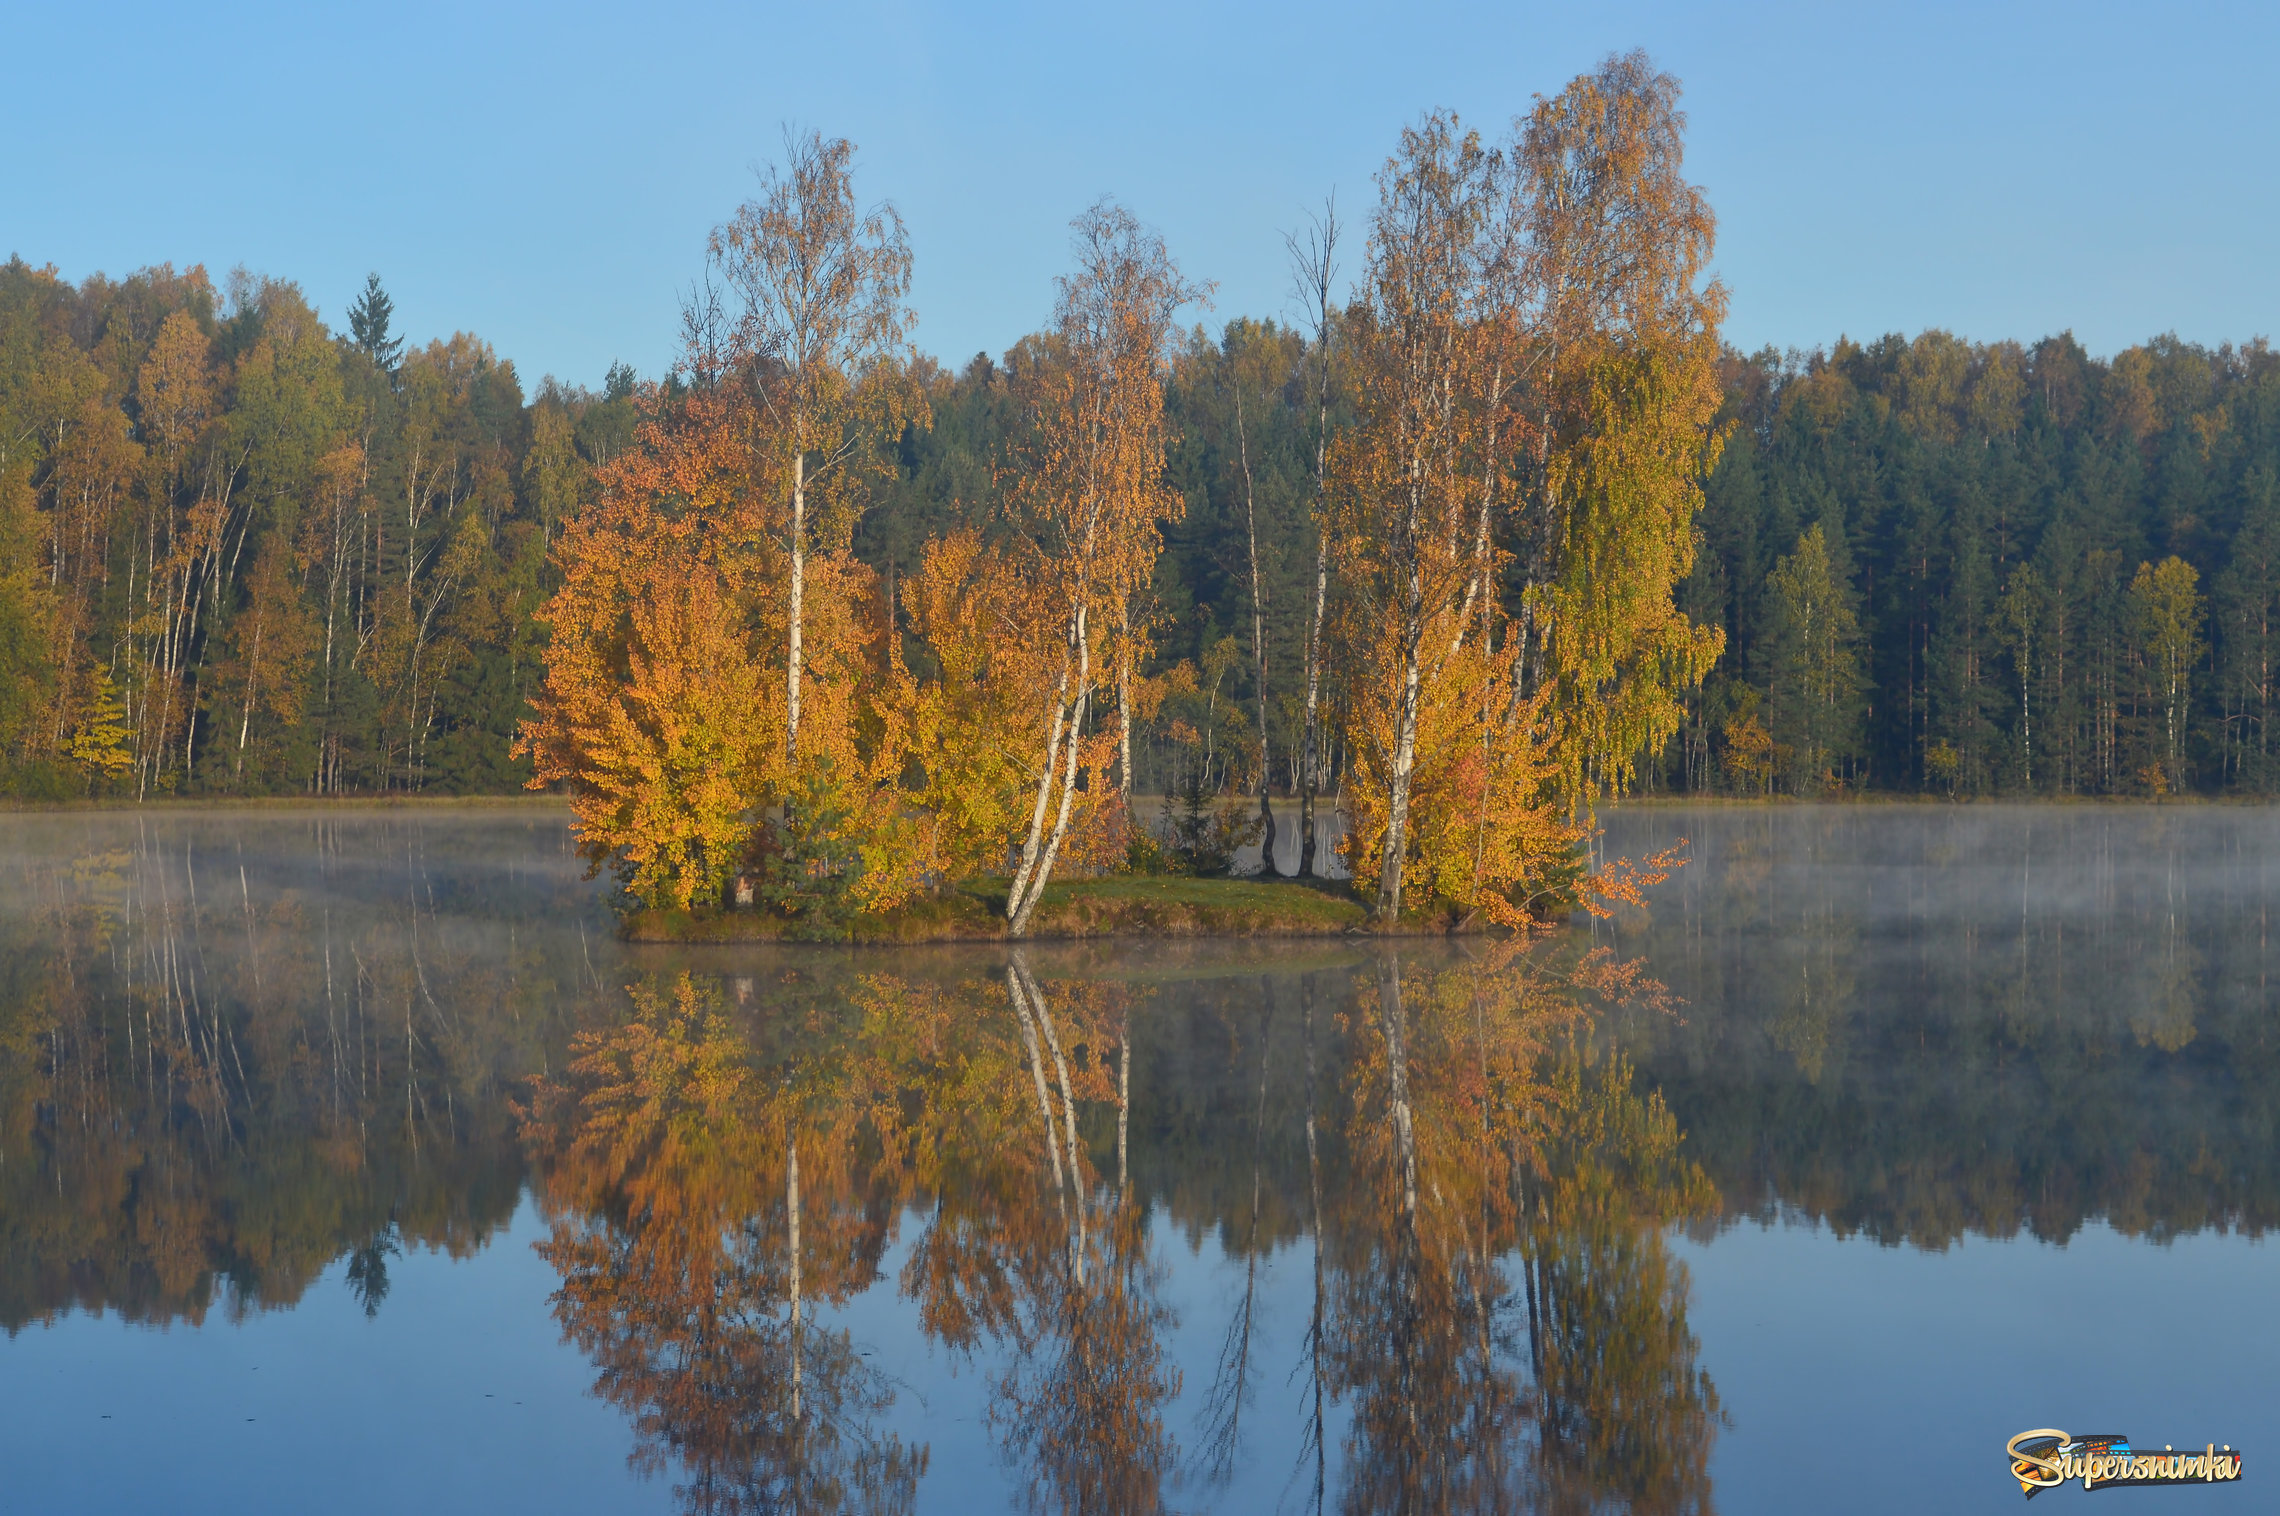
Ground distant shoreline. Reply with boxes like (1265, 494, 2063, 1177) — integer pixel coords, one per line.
(8, 791, 2263, 814)
(0, 793, 573, 812)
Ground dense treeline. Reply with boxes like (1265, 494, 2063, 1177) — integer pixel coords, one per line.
(8, 262, 2273, 813)
(1666, 331, 2280, 796)
(0, 259, 636, 798)
(6, 55, 1725, 937)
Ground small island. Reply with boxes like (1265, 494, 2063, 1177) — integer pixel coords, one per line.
(514, 95, 1712, 944)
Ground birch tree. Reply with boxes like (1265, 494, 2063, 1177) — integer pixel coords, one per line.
(1286, 201, 1341, 879)
(1513, 52, 1729, 802)
(1003, 203, 1200, 937)
(712, 130, 916, 763)
(1331, 114, 1501, 921)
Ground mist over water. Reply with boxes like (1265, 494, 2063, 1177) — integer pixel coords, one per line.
(1600, 804, 2280, 1245)
(2, 802, 2276, 1513)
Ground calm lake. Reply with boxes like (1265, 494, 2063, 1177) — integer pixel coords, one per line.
(2, 803, 2272, 1513)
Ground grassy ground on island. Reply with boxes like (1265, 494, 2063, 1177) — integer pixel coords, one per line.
(620, 873, 1421, 945)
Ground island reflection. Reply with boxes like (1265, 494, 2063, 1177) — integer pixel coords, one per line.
(519, 946, 1718, 1514)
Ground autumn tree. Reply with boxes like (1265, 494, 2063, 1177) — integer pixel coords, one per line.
(900, 527, 1062, 879)
(2132, 555, 2204, 791)
(66, 664, 131, 786)
(1002, 202, 1200, 937)
(519, 382, 770, 910)
(1329, 113, 1508, 920)
(711, 130, 917, 764)
(1514, 52, 1729, 804)
(212, 536, 318, 783)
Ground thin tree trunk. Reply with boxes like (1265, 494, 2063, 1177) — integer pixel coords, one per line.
(235, 613, 263, 780)
(1008, 632, 1078, 912)
(1379, 520, 1425, 919)
(1118, 602, 1135, 795)
(1008, 607, 1094, 937)
(1290, 203, 1339, 881)
(788, 447, 806, 759)
(1235, 388, 1278, 875)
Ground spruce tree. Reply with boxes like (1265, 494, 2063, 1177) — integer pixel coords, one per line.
(348, 272, 403, 370)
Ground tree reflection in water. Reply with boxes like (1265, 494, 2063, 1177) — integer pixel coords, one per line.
(521, 940, 1718, 1514)
(0, 816, 597, 1332)
(1322, 945, 1721, 1515)
(522, 973, 926, 1514)
(19, 812, 2280, 1510)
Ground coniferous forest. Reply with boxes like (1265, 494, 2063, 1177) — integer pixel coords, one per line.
(2, 62, 2274, 845)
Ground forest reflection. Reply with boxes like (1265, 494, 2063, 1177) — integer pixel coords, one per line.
(0, 811, 602, 1331)
(15, 809, 2280, 1510)
(518, 943, 1718, 1514)
(1600, 806, 2280, 1248)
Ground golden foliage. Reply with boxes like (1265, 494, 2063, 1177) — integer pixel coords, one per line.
(900, 527, 1059, 878)
(67, 665, 132, 781)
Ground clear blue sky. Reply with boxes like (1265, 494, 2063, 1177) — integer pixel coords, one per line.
(7, 1, 2273, 391)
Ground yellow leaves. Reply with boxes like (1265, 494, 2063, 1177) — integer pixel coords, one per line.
(67, 664, 132, 780)
(2133, 555, 2206, 782)
(574, 563, 766, 911)
(1720, 707, 1777, 795)
(902, 528, 1058, 878)
(1342, 626, 1582, 922)
(133, 311, 214, 465)
(1534, 340, 1727, 800)
(2133, 556, 2205, 660)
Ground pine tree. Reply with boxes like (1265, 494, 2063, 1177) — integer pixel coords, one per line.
(347, 272, 403, 370)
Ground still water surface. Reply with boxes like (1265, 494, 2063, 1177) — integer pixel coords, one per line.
(2, 803, 2274, 1512)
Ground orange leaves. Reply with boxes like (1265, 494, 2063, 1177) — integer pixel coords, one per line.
(522, 379, 925, 915)
(578, 564, 766, 911)
(1000, 206, 1201, 933)
(1341, 616, 1582, 924)
(520, 385, 775, 910)
(1574, 840, 1688, 921)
